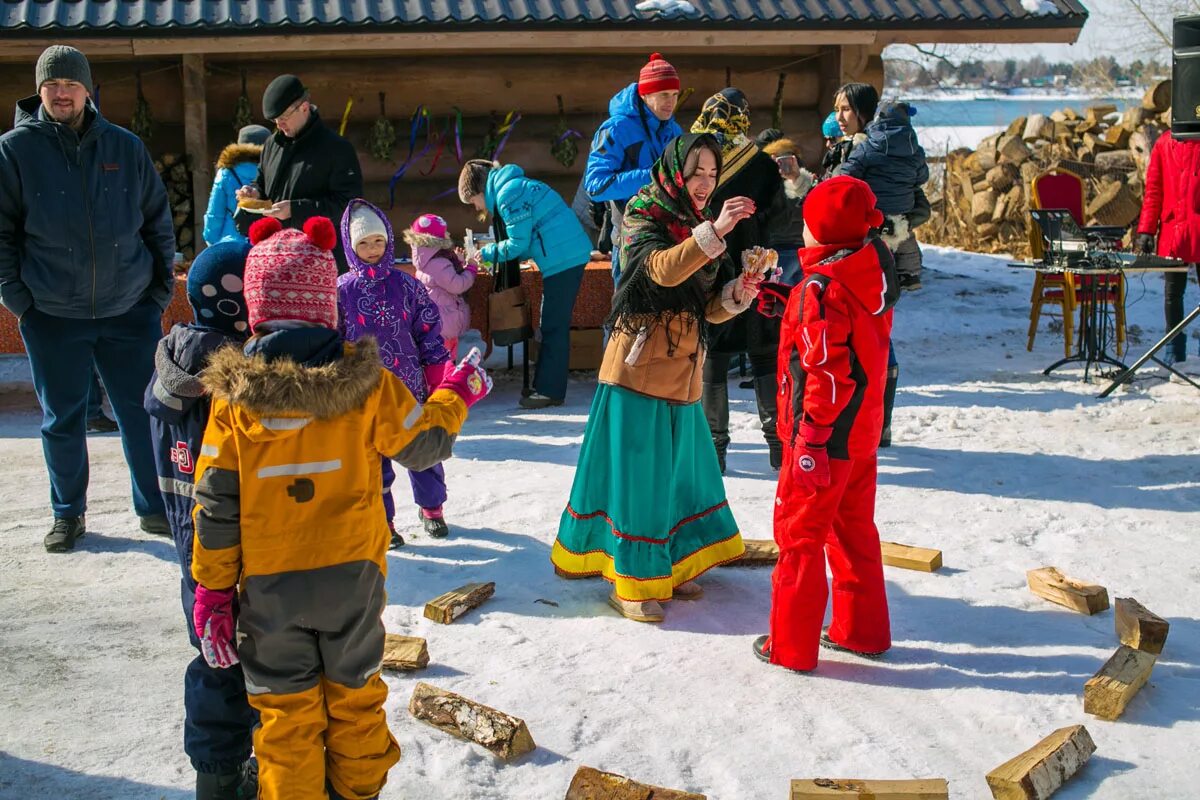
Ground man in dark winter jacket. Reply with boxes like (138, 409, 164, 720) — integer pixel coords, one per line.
(234, 74, 363, 272)
(0, 45, 174, 552)
(144, 240, 258, 800)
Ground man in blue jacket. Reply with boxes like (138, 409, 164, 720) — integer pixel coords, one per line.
(0, 46, 175, 552)
(583, 53, 683, 282)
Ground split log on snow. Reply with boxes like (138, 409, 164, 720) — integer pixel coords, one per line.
(997, 134, 1031, 165)
(791, 779, 949, 799)
(1102, 125, 1131, 149)
(566, 766, 707, 799)
(1092, 150, 1137, 174)
(408, 682, 536, 761)
(1142, 78, 1172, 113)
(1006, 116, 1027, 137)
(972, 190, 999, 225)
(880, 541, 942, 572)
(1129, 127, 1161, 170)
(1026, 567, 1109, 615)
(727, 539, 779, 566)
(1086, 181, 1140, 228)
(985, 725, 1096, 800)
(1084, 645, 1156, 721)
(1114, 597, 1169, 654)
(381, 634, 429, 671)
(1022, 114, 1055, 143)
(424, 582, 495, 624)
(987, 163, 1019, 193)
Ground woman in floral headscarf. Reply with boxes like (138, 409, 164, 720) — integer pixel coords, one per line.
(550, 133, 763, 623)
(692, 88, 813, 474)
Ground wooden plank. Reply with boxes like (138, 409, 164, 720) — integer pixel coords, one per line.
(725, 539, 779, 567)
(566, 766, 706, 799)
(424, 582, 495, 624)
(880, 541, 943, 572)
(985, 725, 1096, 800)
(408, 682, 535, 761)
(1114, 597, 1169, 655)
(791, 778, 949, 798)
(1084, 645, 1156, 721)
(1026, 567, 1109, 615)
(381, 634, 429, 671)
(181, 54, 209, 258)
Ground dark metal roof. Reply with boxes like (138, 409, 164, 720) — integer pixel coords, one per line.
(0, 0, 1088, 35)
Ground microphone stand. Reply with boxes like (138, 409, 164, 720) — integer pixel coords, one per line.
(1100, 304, 1200, 397)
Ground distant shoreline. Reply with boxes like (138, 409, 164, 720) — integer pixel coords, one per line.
(896, 86, 1148, 102)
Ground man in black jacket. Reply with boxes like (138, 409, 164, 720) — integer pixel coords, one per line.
(235, 75, 363, 272)
(0, 46, 175, 551)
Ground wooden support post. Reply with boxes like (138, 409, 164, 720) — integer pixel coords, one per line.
(1026, 567, 1109, 615)
(725, 539, 779, 566)
(880, 541, 943, 572)
(1084, 645, 1156, 720)
(381, 634, 429, 671)
(1114, 597, 1169, 654)
(790, 778, 949, 798)
(408, 682, 535, 761)
(181, 54, 209, 258)
(985, 725, 1096, 800)
(565, 766, 707, 799)
(424, 582, 495, 624)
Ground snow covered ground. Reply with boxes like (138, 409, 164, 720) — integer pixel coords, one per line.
(1, 246, 1198, 799)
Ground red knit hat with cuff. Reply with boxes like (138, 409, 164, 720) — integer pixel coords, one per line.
(803, 176, 884, 246)
(638, 53, 680, 96)
(244, 217, 339, 332)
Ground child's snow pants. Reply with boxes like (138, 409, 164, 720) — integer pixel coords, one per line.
(237, 562, 401, 800)
(769, 454, 891, 671)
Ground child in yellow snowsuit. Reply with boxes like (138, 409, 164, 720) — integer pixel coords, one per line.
(189, 217, 493, 800)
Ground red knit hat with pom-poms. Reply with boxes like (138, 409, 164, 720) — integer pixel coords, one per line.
(244, 216, 339, 332)
(638, 53, 679, 97)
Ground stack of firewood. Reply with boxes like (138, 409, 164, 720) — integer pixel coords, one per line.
(154, 152, 194, 268)
(924, 79, 1171, 257)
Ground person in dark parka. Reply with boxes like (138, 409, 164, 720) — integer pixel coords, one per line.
(234, 75, 363, 273)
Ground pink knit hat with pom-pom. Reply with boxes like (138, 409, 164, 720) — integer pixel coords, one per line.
(402, 213, 454, 249)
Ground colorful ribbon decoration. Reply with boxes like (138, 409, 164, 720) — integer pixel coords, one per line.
(490, 111, 522, 161)
(338, 97, 354, 137)
(388, 105, 433, 207)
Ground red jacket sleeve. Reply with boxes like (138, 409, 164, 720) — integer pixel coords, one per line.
(1137, 135, 1166, 237)
(798, 282, 856, 428)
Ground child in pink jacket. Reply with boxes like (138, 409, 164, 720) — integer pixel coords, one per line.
(405, 214, 478, 357)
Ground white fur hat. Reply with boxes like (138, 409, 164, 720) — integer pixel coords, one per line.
(349, 205, 389, 249)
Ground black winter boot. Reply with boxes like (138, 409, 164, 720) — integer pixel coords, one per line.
(753, 374, 783, 470)
(701, 378, 730, 473)
(879, 365, 899, 448)
(196, 759, 257, 800)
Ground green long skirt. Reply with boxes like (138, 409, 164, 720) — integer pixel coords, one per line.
(551, 384, 744, 601)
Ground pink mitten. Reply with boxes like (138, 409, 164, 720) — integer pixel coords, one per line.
(423, 361, 450, 389)
(794, 422, 833, 492)
(193, 585, 239, 669)
(465, 261, 480, 275)
(437, 347, 493, 408)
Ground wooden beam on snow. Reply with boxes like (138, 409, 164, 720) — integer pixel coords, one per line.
(424, 582, 495, 624)
(791, 778, 949, 798)
(726, 539, 779, 566)
(181, 54, 209, 258)
(1114, 597, 1169, 654)
(1084, 645, 1156, 721)
(1026, 567, 1109, 615)
(408, 682, 536, 761)
(881, 541, 943, 572)
(381, 634, 429, 671)
(985, 725, 1096, 800)
(566, 766, 706, 799)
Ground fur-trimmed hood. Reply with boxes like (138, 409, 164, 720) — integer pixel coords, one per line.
(403, 230, 455, 251)
(762, 137, 800, 158)
(216, 143, 263, 171)
(202, 336, 383, 428)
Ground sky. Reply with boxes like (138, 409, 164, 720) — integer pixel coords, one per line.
(887, 0, 1184, 66)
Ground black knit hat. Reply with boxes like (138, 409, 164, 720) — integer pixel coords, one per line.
(237, 124, 270, 146)
(262, 75, 306, 120)
(36, 46, 93, 94)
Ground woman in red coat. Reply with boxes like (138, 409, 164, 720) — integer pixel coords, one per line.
(1136, 131, 1200, 365)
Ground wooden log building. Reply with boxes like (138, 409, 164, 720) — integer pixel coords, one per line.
(0, 0, 1086, 259)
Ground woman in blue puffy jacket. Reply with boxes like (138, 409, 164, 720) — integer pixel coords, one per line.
(459, 159, 593, 409)
(202, 125, 269, 246)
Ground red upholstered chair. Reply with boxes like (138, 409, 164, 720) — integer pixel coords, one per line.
(1026, 169, 1126, 356)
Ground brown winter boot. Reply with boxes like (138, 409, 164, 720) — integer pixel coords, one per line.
(607, 591, 665, 623)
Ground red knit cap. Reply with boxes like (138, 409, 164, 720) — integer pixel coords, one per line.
(803, 176, 885, 246)
(244, 217, 339, 332)
(638, 53, 680, 96)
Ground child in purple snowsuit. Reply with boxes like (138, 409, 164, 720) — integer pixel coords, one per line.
(406, 213, 478, 360)
(338, 199, 454, 543)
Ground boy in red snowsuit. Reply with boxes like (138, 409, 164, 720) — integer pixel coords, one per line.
(753, 176, 899, 672)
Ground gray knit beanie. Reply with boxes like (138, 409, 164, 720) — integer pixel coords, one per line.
(458, 159, 495, 204)
(35, 46, 93, 94)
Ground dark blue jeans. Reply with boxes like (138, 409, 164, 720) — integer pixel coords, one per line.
(18, 299, 166, 518)
(87, 369, 104, 421)
(537, 265, 585, 400)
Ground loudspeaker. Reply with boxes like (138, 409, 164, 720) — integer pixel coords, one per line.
(1175, 15, 1200, 140)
